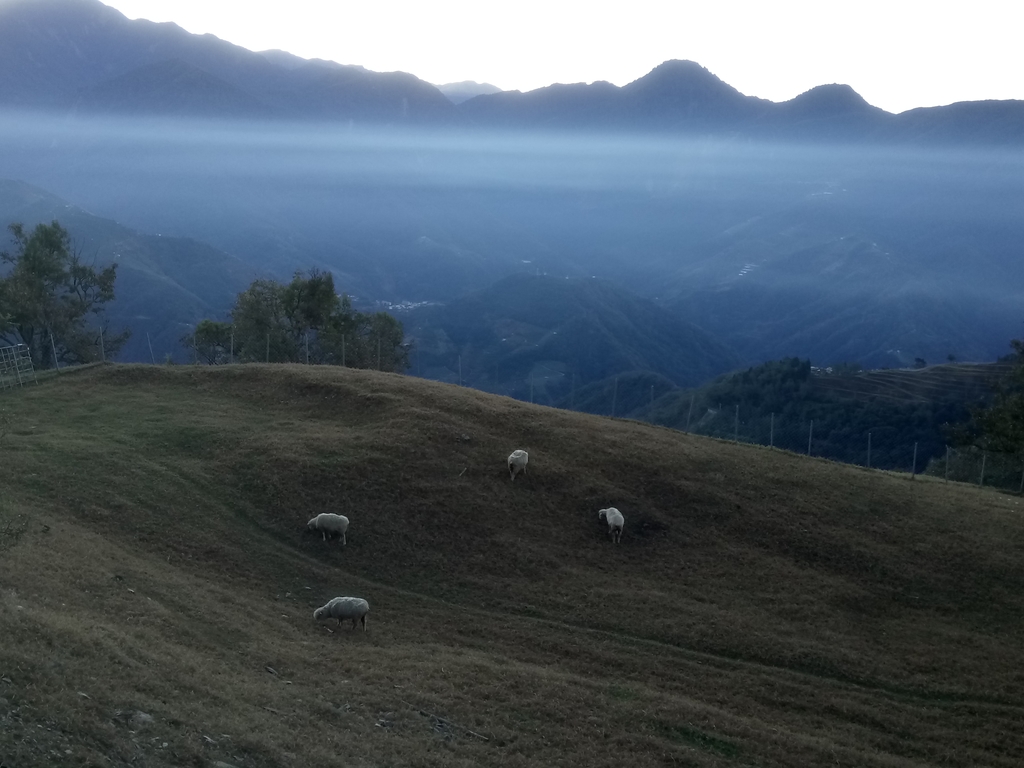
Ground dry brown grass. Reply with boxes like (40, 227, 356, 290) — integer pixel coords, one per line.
(1, 363, 1023, 767)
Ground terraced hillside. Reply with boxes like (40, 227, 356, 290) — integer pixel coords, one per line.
(1, 364, 1022, 767)
(813, 362, 1012, 404)
(639, 358, 1013, 472)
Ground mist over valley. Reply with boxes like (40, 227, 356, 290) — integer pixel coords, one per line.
(2, 111, 1022, 379)
(2, 0, 1023, 388)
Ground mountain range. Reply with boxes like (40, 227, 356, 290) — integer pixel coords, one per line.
(2, 0, 1024, 143)
(0, 0, 454, 121)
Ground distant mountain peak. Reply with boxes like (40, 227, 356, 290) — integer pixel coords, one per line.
(436, 80, 503, 105)
(619, 58, 767, 125)
(782, 83, 886, 116)
(626, 59, 742, 95)
(634, 59, 717, 81)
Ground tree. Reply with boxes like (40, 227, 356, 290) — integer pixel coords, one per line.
(281, 268, 338, 334)
(362, 310, 409, 371)
(231, 278, 292, 363)
(190, 269, 409, 372)
(181, 320, 233, 365)
(952, 339, 1024, 455)
(0, 221, 129, 367)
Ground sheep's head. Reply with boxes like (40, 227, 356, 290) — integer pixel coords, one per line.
(313, 607, 325, 621)
(598, 509, 607, 521)
(307, 517, 319, 532)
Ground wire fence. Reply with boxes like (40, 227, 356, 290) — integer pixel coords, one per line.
(0, 344, 36, 390)
(3, 339, 1020, 493)
(687, 404, 1024, 493)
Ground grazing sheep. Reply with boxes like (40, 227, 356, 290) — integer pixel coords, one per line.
(508, 449, 529, 481)
(598, 508, 625, 544)
(313, 596, 370, 631)
(307, 513, 349, 544)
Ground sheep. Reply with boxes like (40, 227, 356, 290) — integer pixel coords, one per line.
(313, 596, 370, 631)
(508, 449, 529, 481)
(307, 513, 349, 544)
(598, 507, 625, 544)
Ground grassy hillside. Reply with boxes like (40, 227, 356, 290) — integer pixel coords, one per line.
(1, 364, 1022, 767)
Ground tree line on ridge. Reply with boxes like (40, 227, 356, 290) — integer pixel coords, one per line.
(0, 220, 408, 374)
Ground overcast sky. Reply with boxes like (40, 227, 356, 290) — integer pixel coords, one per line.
(101, 0, 1022, 114)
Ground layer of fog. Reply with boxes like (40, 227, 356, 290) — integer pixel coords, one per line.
(2, 110, 1022, 364)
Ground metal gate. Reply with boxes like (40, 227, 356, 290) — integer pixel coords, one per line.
(0, 343, 37, 389)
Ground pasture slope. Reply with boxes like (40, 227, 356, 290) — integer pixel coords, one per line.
(1, 364, 1022, 768)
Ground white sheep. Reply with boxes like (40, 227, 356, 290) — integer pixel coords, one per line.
(313, 596, 369, 631)
(598, 507, 624, 544)
(307, 513, 350, 544)
(508, 449, 529, 481)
